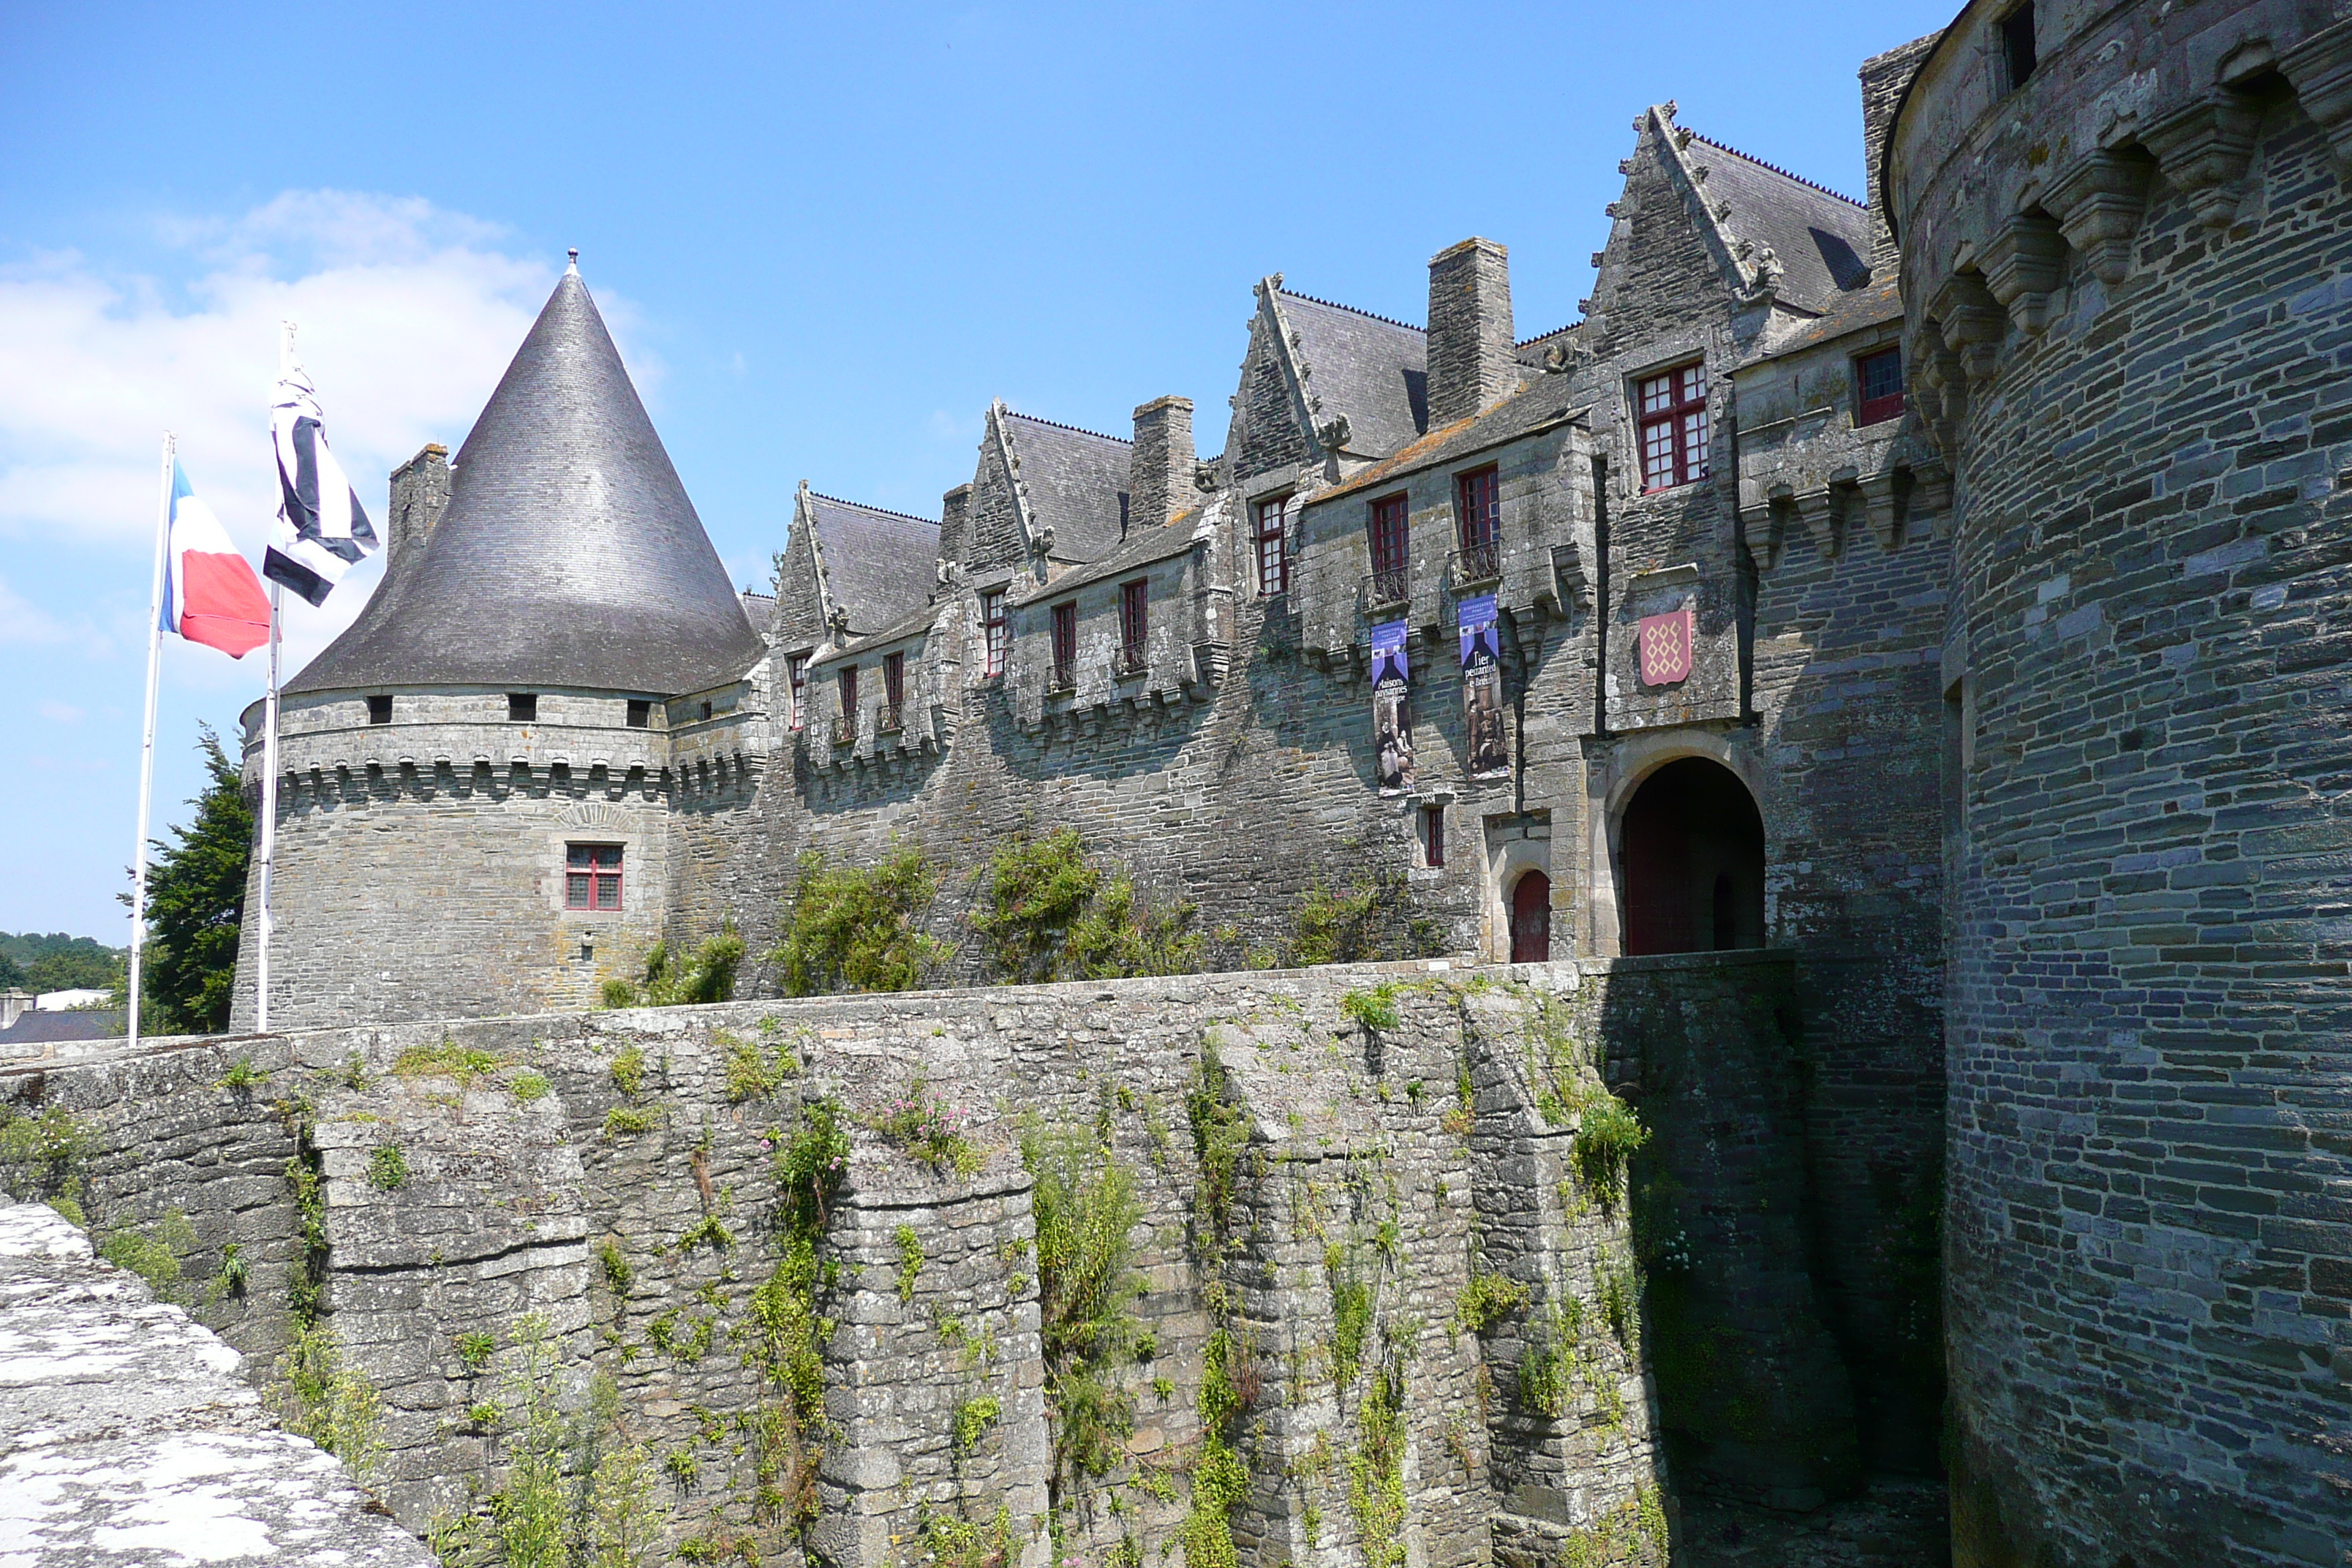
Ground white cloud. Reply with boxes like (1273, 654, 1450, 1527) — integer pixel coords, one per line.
(0, 574, 70, 645)
(0, 192, 662, 677)
(37, 700, 83, 724)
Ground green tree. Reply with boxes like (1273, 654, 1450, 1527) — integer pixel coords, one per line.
(771, 848, 949, 995)
(129, 725, 252, 1033)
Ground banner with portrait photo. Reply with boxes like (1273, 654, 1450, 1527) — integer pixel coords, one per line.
(1458, 593, 1509, 779)
(1370, 619, 1414, 796)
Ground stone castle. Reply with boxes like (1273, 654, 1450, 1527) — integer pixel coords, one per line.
(7, 2, 2337, 1566)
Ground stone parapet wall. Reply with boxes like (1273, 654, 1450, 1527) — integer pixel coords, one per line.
(0, 956, 1881, 1566)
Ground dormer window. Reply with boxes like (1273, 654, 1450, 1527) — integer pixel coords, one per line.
(1637, 363, 1708, 492)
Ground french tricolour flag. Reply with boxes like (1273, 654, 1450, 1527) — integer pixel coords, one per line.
(265, 363, 377, 606)
(163, 461, 271, 658)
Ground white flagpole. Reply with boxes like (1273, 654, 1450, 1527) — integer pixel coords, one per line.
(129, 433, 174, 1050)
(258, 323, 295, 1033)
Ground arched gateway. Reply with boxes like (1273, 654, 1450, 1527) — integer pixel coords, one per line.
(1618, 756, 1765, 956)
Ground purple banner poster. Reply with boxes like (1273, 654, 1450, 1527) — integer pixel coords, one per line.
(1458, 594, 1508, 778)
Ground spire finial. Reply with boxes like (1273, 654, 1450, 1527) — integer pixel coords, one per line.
(567, 248, 579, 273)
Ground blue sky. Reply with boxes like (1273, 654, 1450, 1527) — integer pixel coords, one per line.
(0, 0, 1953, 939)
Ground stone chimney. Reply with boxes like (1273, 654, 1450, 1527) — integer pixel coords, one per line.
(385, 443, 451, 573)
(1861, 34, 1940, 274)
(0, 989, 26, 1031)
(1426, 238, 1515, 426)
(939, 484, 973, 570)
(1129, 396, 1196, 530)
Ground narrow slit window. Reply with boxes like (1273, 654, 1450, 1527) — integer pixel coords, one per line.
(981, 592, 1007, 676)
(1369, 494, 1409, 603)
(1255, 497, 1289, 596)
(1052, 602, 1077, 687)
(786, 656, 807, 730)
(883, 650, 906, 728)
(1420, 804, 1446, 868)
(1120, 580, 1149, 669)
(2001, 4, 2036, 91)
(565, 844, 622, 911)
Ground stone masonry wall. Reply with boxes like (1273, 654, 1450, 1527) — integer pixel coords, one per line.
(0, 956, 1836, 1567)
(1894, 7, 2352, 1562)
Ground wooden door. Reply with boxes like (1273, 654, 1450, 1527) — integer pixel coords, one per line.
(1510, 870, 1551, 963)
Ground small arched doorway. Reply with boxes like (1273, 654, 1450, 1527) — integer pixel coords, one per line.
(1618, 757, 1765, 955)
(1509, 870, 1551, 963)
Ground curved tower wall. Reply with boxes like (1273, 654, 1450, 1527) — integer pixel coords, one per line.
(227, 690, 688, 1030)
(1891, 4, 2352, 1564)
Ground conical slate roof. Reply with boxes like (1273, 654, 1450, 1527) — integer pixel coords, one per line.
(287, 268, 767, 698)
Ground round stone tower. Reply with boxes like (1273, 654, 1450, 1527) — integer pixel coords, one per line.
(230, 263, 769, 1030)
(1888, 4, 2352, 1564)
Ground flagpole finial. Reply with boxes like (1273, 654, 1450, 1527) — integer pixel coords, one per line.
(567, 248, 579, 273)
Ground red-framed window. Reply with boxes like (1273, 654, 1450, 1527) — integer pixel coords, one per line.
(1370, 494, 1409, 579)
(838, 664, 858, 739)
(786, 655, 807, 730)
(1455, 467, 1499, 551)
(1051, 602, 1077, 686)
(565, 844, 622, 911)
(1254, 497, 1289, 596)
(1855, 347, 1906, 426)
(981, 591, 1007, 676)
(1120, 579, 1149, 667)
(1637, 362, 1709, 491)
(1420, 804, 1445, 868)
(884, 650, 905, 706)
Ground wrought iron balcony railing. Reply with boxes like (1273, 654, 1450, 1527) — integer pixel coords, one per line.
(1113, 644, 1149, 678)
(1365, 566, 1411, 608)
(833, 715, 857, 746)
(878, 702, 904, 734)
(1450, 538, 1503, 584)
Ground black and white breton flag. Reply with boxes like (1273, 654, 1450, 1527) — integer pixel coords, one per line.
(265, 365, 378, 606)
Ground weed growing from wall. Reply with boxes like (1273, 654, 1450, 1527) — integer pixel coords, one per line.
(1339, 983, 1401, 1034)
(367, 1145, 410, 1191)
(720, 1027, 797, 1104)
(276, 1322, 385, 1485)
(1453, 1270, 1529, 1338)
(1346, 1364, 1410, 1568)
(893, 1224, 924, 1303)
(772, 847, 950, 995)
(869, 1079, 982, 1177)
(0, 1104, 91, 1216)
(98, 1210, 196, 1300)
(599, 924, 744, 1009)
(1021, 1122, 1147, 1515)
(972, 828, 1201, 983)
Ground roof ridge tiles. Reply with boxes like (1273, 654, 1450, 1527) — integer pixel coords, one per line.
(1684, 132, 1866, 210)
(1515, 321, 1583, 347)
(807, 491, 941, 528)
(1002, 408, 1131, 445)
(1275, 288, 1425, 336)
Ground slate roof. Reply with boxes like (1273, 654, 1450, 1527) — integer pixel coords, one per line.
(288, 269, 769, 698)
(1684, 135, 1876, 314)
(739, 590, 776, 630)
(1001, 412, 1131, 565)
(1276, 290, 1428, 458)
(1017, 509, 1205, 605)
(0, 1009, 123, 1047)
(1307, 372, 1586, 508)
(804, 492, 938, 640)
(1749, 276, 1904, 359)
(818, 599, 946, 665)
